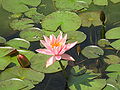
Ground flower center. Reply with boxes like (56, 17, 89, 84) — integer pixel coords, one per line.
(51, 42, 61, 48)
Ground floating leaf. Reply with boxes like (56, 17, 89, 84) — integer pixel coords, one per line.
(0, 56, 11, 70)
(0, 66, 44, 85)
(110, 0, 120, 3)
(0, 36, 6, 43)
(10, 18, 34, 31)
(0, 47, 15, 57)
(105, 27, 120, 39)
(110, 40, 120, 50)
(20, 28, 44, 41)
(0, 78, 28, 90)
(93, 0, 108, 5)
(106, 64, 120, 72)
(79, 11, 102, 27)
(42, 11, 81, 32)
(81, 45, 104, 59)
(104, 55, 120, 64)
(30, 54, 67, 73)
(103, 84, 118, 90)
(6, 38, 30, 49)
(54, 0, 88, 11)
(98, 39, 110, 47)
(67, 31, 86, 43)
(2, 0, 41, 13)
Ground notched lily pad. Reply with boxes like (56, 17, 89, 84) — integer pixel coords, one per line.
(42, 11, 81, 32)
(81, 45, 104, 59)
(6, 38, 30, 49)
(20, 28, 44, 41)
(30, 54, 68, 73)
(10, 18, 34, 31)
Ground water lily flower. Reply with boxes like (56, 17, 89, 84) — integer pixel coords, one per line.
(36, 32, 77, 67)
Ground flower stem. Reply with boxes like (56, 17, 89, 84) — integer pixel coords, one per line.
(58, 60, 68, 80)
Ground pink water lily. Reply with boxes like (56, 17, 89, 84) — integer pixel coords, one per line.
(36, 32, 77, 67)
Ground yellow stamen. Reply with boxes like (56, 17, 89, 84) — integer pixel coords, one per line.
(51, 42, 61, 48)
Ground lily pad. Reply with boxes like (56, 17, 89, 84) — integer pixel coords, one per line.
(6, 38, 30, 49)
(110, 40, 120, 50)
(67, 31, 86, 43)
(0, 56, 11, 70)
(105, 27, 120, 39)
(104, 55, 120, 64)
(42, 11, 81, 32)
(0, 47, 15, 57)
(0, 66, 44, 85)
(20, 28, 44, 41)
(79, 11, 102, 27)
(30, 54, 68, 73)
(81, 45, 104, 59)
(97, 39, 110, 47)
(93, 0, 108, 5)
(0, 36, 6, 43)
(2, 0, 41, 13)
(54, 0, 88, 11)
(106, 64, 120, 72)
(10, 18, 34, 31)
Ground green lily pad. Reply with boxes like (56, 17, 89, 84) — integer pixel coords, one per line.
(98, 39, 110, 47)
(106, 64, 120, 72)
(0, 66, 44, 85)
(110, 40, 120, 50)
(0, 56, 11, 70)
(110, 0, 120, 3)
(0, 78, 28, 90)
(2, 0, 41, 13)
(104, 55, 120, 64)
(6, 38, 30, 49)
(79, 11, 102, 27)
(0, 36, 6, 43)
(10, 18, 34, 31)
(105, 27, 120, 39)
(93, 0, 108, 5)
(20, 28, 44, 41)
(30, 54, 68, 73)
(81, 45, 104, 59)
(67, 31, 86, 43)
(54, 0, 88, 11)
(0, 47, 15, 57)
(42, 11, 81, 32)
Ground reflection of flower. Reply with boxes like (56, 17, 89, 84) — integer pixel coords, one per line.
(36, 32, 77, 67)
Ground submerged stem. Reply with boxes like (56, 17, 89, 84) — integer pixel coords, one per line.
(101, 24, 106, 39)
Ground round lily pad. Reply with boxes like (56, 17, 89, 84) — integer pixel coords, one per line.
(105, 27, 120, 39)
(93, 0, 108, 5)
(81, 45, 104, 59)
(97, 39, 110, 47)
(110, 40, 120, 50)
(2, 0, 41, 13)
(20, 28, 44, 41)
(67, 31, 86, 43)
(6, 38, 30, 49)
(42, 11, 81, 32)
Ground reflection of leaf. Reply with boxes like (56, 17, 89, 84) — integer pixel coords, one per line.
(6, 38, 30, 49)
(105, 27, 120, 39)
(0, 36, 6, 43)
(10, 18, 34, 31)
(42, 11, 81, 32)
(104, 55, 120, 64)
(2, 0, 41, 13)
(30, 54, 67, 73)
(54, 0, 88, 11)
(81, 45, 104, 59)
(20, 28, 44, 41)
(79, 11, 102, 27)
(67, 31, 86, 43)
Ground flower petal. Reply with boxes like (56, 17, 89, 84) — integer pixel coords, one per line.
(57, 31, 62, 41)
(66, 41, 77, 50)
(40, 40, 52, 50)
(61, 54, 75, 61)
(55, 56, 61, 60)
(60, 34, 67, 45)
(36, 49, 53, 55)
(43, 35, 50, 43)
(46, 56, 56, 67)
